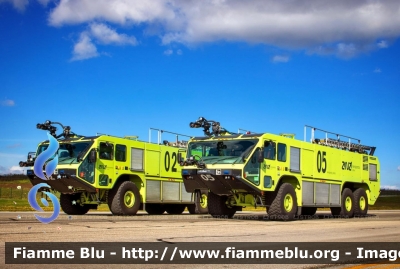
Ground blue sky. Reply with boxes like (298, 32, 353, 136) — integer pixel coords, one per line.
(0, 0, 399, 189)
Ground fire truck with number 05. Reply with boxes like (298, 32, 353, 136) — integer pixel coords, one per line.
(179, 117, 380, 220)
(19, 121, 208, 215)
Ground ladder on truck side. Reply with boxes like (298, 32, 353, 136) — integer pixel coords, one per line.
(148, 128, 190, 148)
(304, 125, 376, 156)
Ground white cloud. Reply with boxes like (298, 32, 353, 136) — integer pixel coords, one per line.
(163, 49, 183, 56)
(336, 43, 357, 59)
(397, 166, 400, 171)
(377, 40, 388, 49)
(381, 185, 399, 190)
(272, 55, 289, 63)
(374, 68, 382, 73)
(158, 1, 400, 58)
(0, 165, 25, 175)
(164, 49, 173, 56)
(89, 23, 137, 45)
(71, 23, 138, 61)
(0, 153, 27, 175)
(19, 0, 400, 58)
(49, 0, 174, 26)
(71, 32, 99, 61)
(9, 166, 25, 174)
(0, 99, 15, 106)
(0, 0, 28, 12)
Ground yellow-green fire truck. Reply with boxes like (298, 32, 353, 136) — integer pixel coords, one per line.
(20, 121, 208, 215)
(180, 117, 380, 220)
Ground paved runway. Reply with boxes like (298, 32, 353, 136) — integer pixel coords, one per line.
(1, 210, 399, 268)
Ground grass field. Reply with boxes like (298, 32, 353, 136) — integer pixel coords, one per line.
(1, 178, 399, 212)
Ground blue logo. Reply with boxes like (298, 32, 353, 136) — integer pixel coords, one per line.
(28, 133, 61, 224)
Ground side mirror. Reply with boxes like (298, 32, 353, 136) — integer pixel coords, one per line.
(88, 149, 97, 163)
(258, 148, 264, 163)
(27, 152, 36, 162)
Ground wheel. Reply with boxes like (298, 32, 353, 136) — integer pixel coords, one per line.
(145, 204, 165, 215)
(353, 188, 368, 216)
(268, 183, 298, 221)
(208, 192, 236, 219)
(107, 181, 123, 214)
(60, 193, 90, 215)
(188, 190, 209, 214)
(301, 207, 317, 216)
(109, 181, 140, 215)
(165, 204, 186, 214)
(331, 188, 354, 218)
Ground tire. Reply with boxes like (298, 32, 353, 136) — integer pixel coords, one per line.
(353, 188, 368, 216)
(301, 207, 317, 216)
(60, 193, 90, 215)
(165, 204, 186, 214)
(107, 181, 123, 214)
(109, 181, 140, 215)
(145, 203, 165, 215)
(331, 188, 354, 218)
(208, 192, 236, 219)
(188, 190, 209, 214)
(268, 183, 297, 221)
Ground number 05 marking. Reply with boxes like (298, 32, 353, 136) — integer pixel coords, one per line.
(317, 151, 327, 173)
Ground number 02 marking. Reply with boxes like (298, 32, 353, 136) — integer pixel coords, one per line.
(164, 151, 177, 172)
(317, 151, 327, 173)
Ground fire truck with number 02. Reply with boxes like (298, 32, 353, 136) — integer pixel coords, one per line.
(179, 117, 380, 220)
(19, 121, 208, 215)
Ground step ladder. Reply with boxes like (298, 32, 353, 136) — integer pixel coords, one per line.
(304, 125, 376, 156)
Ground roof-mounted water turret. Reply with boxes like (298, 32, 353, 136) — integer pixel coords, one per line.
(189, 117, 231, 137)
(36, 120, 82, 139)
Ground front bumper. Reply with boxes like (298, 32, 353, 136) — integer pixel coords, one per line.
(182, 168, 260, 195)
(27, 169, 96, 193)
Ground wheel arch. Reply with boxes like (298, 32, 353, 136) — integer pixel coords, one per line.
(353, 183, 372, 206)
(114, 174, 143, 190)
(265, 175, 300, 207)
(342, 182, 371, 199)
(111, 174, 144, 204)
(277, 175, 301, 205)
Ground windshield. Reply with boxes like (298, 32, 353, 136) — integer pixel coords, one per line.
(187, 139, 258, 164)
(37, 141, 93, 164)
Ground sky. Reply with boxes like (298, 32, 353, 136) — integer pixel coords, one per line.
(0, 0, 399, 189)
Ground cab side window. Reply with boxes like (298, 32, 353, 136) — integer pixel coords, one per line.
(115, 144, 126, 162)
(264, 141, 276, 160)
(277, 143, 287, 162)
(99, 142, 113, 160)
